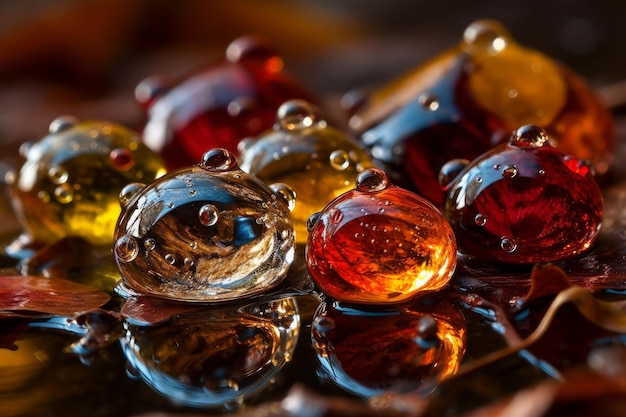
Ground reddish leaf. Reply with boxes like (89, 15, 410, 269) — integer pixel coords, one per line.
(0, 276, 110, 316)
(120, 295, 207, 325)
(522, 265, 573, 307)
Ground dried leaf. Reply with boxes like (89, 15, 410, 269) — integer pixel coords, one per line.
(522, 264, 573, 307)
(0, 275, 110, 316)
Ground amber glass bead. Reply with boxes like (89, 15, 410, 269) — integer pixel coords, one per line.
(348, 19, 615, 206)
(7, 117, 166, 246)
(239, 100, 374, 244)
(113, 148, 296, 302)
(311, 300, 466, 397)
(138, 36, 316, 170)
(306, 168, 456, 305)
(441, 125, 603, 264)
(121, 297, 299, 407)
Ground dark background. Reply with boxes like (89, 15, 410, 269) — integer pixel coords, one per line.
(1, 0, 625, 150)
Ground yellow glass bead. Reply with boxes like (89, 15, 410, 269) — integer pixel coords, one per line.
(8, 117, 166, 246)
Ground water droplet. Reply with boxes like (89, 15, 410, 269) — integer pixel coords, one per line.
(37, 190, 50, 203)
(48, 116, 78, 134)
(237, 137, 255, 154)
(269, 183, 296, 211)
(54, 184, 73, 204)
(356, 168, 390, 192)
(165, 253, 176, 265)
(307, 212, 321, 232)
(189, 189, 196, 197)
(18, 141, 33, 158)
(475, 176, 483, 183)
(415, 314, 440, 349)
(439, 159, 469, 186)
(500, 237, 518, 253)
(227, 97, 257, 117)
(502, 165, 518, 179)
(183, 258, 195, 269)
(144, 238, 156, 251)
(474, 213, 487, 226)
(418, 93, 440, 111)
(538, 169, 546, 176)
(462, 19, 510, 53)
(329, 150, 350, 171)
(189, 241, 198, 250)
(328, 208, 343, 224)
(48, 166, 68, 184)
(119, 183, 145, 207)
(199, 204, 219, 226)
(110, 148, 135, 171)
(167, 201, 174, 209)
(276, 99, 317, 131)
(200, 148, 237, 171)
(511, 125, 549, 148)
(312, 315, 336, 334)
(115, 235, 139, 263)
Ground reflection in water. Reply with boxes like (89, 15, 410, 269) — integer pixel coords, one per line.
(311, 300, 466, 398)
(120, 297, 299, 408)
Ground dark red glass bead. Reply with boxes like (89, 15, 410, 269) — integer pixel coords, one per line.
(138, 36, 316, 170)
(348, 20, 615, 207)
(441, 125, 603, 264)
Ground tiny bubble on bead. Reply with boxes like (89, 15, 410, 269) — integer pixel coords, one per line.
(329, 150, 350, 171)
(49, 115, 78, 134)
(276, 99, 317, 131)
(48, 166, 69, 184)
(54, 184, 73, 204)
(462, 19, 510, 53)
(474, 213, 487, 226)
(200, 148, 238, 171)
(511, 125, 549, 148)
(418, 93, 440, 111)
(115, 235, 139, 263)
(356, 168, 390, 192)
(269, 183, 296, 211)
(144, 238, 156, 251)
(502, 165, 518, 178)
(199, 204, 219, 226)
(500, 237, 518, 253)
(164, 253, 176, 265)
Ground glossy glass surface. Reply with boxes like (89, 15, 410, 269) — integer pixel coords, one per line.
(306, 169, 457, 305)
(8, 118, 166, 246)
(349, 19, 615, 206)
(443, 125, 603, 263)
(113, 149, 295, 302)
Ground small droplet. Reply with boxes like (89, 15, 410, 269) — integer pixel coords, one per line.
(328, 208, 344, 224)
(227, 97, 257, 117)
(54, 184, 73, 204)
(37, 190, 50, 203)
(115, 235, 139, 263)
(502, 165, 518, 179)
(312, 315, 336, 334)
(418, 93, 440, 111)
(199, 204, 219, 226)
(276, 99, 317, 131)
(48, 166, 68, 184)
(511, 125, 549, 148)
(329, 150, 350, 171)
(167, 201, 174, 209)
(356, 168, 390, 192)
(119, 183, 145, 207)
(415, 314, 440, 349)
(538, 169, 546, 176)
(164, 254, 176, 265)
(200, 148, 237, 171)
(237, 137, 255, 154)
(500, 237, 518, 253)
(189, 241, 198, 250)
(18, 142, 33, 158)
(307, 212, 321, 232)
(183, 258, 195, 269)
(189, 189, 196, 197)
(144, 238, 156, 251)
(269, 183, 296, 212)
(475, 176, 483, 183)
(110, 148, 135, 171)
(474, 213, 487, 226)
(439, 159, 470, 186)
(49, 116, 78, 134)
(462, 19, 510, 53)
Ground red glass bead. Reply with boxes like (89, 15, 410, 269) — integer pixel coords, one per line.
(348, 19, 615, 206)
(138, 36, 316, 170)
(306, 168, 457, 305)
(441, 125, 603, 264)
(311, 300, 466, 397)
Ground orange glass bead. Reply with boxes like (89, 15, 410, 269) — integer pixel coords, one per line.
(348, 19, 615, 206)
(305, 168, 457, 305)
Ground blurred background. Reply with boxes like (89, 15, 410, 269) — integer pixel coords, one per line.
(1, 0, 626, 152)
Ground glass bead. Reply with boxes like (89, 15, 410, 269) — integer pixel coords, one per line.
(113, 149, 295, 302)
(239, 100, 374, 245)
(348, 19, 615, 206)
(121, 297, 299, 407)
(441, 125, 603, 263)
(311, 300, 466, 397)
(305, 169, 457, 305)
(138, 36, 316, 170)
(8, 118, 166, 246)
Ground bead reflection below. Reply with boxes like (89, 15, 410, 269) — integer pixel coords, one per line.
(120, 297, 299, 408)
(311, 300, 466, 398)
